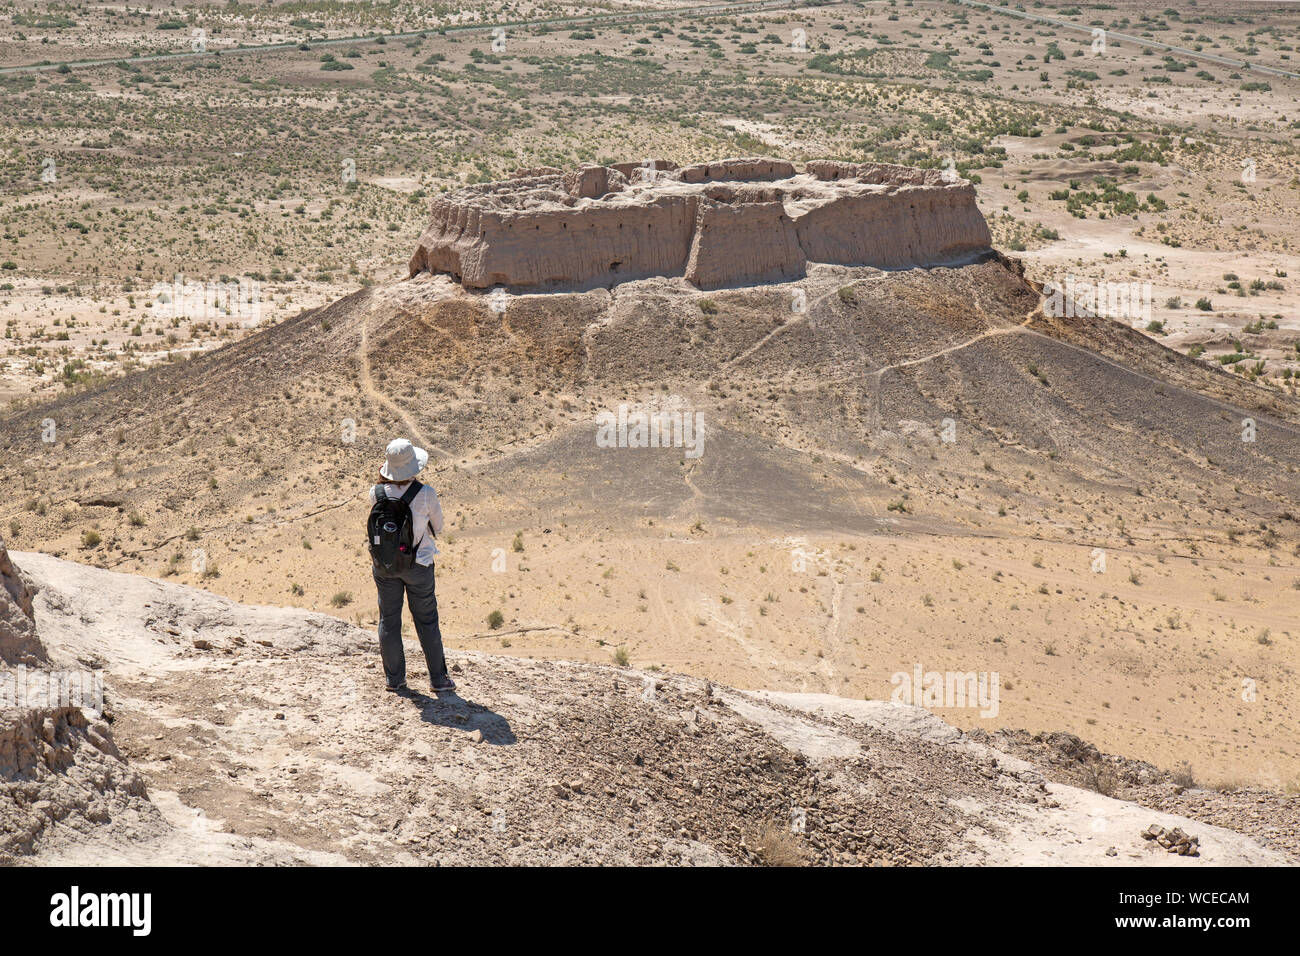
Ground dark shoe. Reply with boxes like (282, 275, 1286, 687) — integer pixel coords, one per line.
(431, 674, 456, 692)
(386, 682, 409, 694)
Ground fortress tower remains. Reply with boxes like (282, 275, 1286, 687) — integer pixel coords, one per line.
(409, 158, 993, 291)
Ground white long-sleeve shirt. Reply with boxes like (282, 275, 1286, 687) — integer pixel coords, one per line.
(369, 481, 444, 565)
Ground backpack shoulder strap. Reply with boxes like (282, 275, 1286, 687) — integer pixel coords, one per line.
(373, 484, 388, 504)
(398, 480, 422, 507)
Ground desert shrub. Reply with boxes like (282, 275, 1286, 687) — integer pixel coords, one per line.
(752, 821, 805, 866)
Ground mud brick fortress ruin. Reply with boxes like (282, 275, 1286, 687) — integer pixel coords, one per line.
(409, 158, 994, 291)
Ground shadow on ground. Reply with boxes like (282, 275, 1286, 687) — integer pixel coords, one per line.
(405, 690, 517, 745)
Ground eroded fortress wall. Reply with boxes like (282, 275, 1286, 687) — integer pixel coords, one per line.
(408, 158, 993, 291)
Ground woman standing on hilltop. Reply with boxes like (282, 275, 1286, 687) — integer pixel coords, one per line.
(366, 438, 455, 694)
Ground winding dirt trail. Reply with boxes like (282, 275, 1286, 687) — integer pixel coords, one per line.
(357, 308, 539, 514)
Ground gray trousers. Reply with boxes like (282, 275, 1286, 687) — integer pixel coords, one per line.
(372, 561, 448, 688)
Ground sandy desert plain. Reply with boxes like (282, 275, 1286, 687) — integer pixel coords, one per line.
(2, 0, 1300, 866)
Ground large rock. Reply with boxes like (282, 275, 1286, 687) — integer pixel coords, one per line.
(0, 539, 43, 666)
(0, 705, 154, 862)
(408, 158, 993, 290)
(1, 543, 157, 862)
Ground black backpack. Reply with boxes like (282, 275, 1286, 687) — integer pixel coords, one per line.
(368, 481, 423, 572)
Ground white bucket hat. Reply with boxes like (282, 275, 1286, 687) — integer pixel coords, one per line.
(380, 438, 429, 482)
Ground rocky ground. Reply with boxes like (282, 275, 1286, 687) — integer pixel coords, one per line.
(976, 727, 1300, 863)
(2, 541, 1291, 866)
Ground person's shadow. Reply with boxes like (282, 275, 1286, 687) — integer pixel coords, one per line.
(402, 689, 516, 745)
